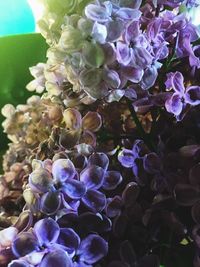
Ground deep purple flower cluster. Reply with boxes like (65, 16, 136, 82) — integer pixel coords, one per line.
(7, 217, 108, 267)
(27, 153, 122, 216)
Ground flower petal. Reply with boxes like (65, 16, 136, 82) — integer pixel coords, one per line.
(116, 42, 132, 65)
(59, 128, 80, 149)
(28, 168, 53, 193)
(121, 66, 144, 83)
(40, 249, 72, 267)
(122, 182, 140, 206)
(131, 47, 153, 69)
(26, 251, 46, 265)
(0, 227, 18, 248)
(85, 4, 110, 22)
(106, 19, 125, 42)
(102, 171, 123, 190)
(61, 193, 80, 212)
(14, 211, 33, 233)
(92, 22, 107, 44)
(143, 152, 161, 174)
(88, 153, 109, 170)
(174, 183, 200, 206)
(106, 196, 122, 218)
(118, 148, 135, 168)
(52, 159, 76, 183)
(57, 228, 80, 254)
(62, 179, 87, 199)
(34, 218, 60, 246)
(8, 259, 30, 267)
(185, 86, 200, 106)
(78, 234, 108, 264)
(115, 8, 141, 20)
(78, 212, 111, 233)
(125, 20, 140, 43)
(0, 248, 13, 266)
(12, 232, 39, 258)
(80, 69, 102, 88)
(80, 165, 105, 190)
(82, 42, 105, 68)
(172, 72, 185, 93)
(165, 93, 183, 116)
(82, 189, 106, 212)
(140, 65, 158, 90)
(80, 130, 96, 146)
(103, 69, 121, 89)
(40, 191, 61, 215)
(82, 112, 102, 132)
(58, 26, 83, 53)
(63, 108, 82, 131)
(165, 72, 185, 93)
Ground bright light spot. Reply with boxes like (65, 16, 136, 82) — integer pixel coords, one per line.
(27, 0, 44, 31)
(188, 6, 200, 26)
(0, 0, 35, 36)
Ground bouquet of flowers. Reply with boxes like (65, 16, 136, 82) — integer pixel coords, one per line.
(1, 0, 200, 266)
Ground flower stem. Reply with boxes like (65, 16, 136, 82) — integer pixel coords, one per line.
(126, 99, 155, 151)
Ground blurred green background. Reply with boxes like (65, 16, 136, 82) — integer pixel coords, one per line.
(0, 34, 47, 168)
(0, 0, 47, 167)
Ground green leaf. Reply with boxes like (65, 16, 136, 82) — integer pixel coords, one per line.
(0, 33, 48, 169)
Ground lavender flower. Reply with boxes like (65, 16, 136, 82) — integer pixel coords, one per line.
(8, 217, 108, 267)
(165, 71, 200, 119)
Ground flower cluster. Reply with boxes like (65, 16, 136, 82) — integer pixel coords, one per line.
(26, 152, 122, 215)
(6, 217, 108, 267)
(28, 0, 200, 108)
(1, 0, 200, 267)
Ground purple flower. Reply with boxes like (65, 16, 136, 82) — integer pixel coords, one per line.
(140, 64, 159, 90)
(175, 17, 200, 68)
(27, 152, 123, 215)
(10, 216, 108, 266)
(80, 153, 122, 212)
(76, 234, 108, 265)
(118, 140, 150, 184)
(11, 218, 79, 266)
(52, 158, 87, 201)
(165, 71, 200, 119)
(118, 140, 148, 168)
